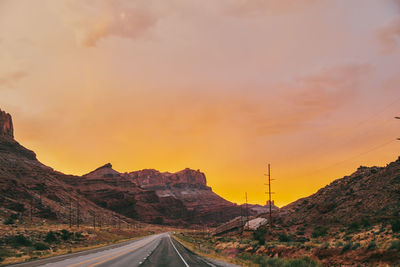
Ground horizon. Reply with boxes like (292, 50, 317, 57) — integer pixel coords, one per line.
(1, 0, 400, 207)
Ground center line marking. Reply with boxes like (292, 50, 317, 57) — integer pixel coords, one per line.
(169, 235, 189, 267)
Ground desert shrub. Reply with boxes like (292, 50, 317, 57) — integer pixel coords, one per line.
(312, 226, 328, 238)
(348, 222, 360, 233)
(6, 235, 32, 247)
(352, 242, 360, 250)
(60, 229, 73, 241)
(278, 233, 290, 242)
(342, 242, 352, 253)
(33, 242, 49, 251)
(73, 232, 84, 241)
(4, 217, 15, 225)
(238, 253, 320, 267)
(390, 219, 400, 233)
(44, 231, 58, 243)
(390, 240, 400, 251)
(344, 235, 352, 241)
(0, 248, 13, 263)
(253, 227, 268, 245)
(367, 241, 376, 251)
(361, 218, 371, 228)
(9, 203, 25, 212)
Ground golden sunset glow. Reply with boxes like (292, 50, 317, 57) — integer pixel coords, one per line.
(1, 0, 400, 207)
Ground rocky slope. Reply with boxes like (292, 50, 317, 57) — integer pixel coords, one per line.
(61, 163, 243, 226)
(0, 109, 121, 225)
(282, 157, 400, 225)
(0, 108, 242, 226)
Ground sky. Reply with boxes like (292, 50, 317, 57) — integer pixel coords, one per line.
(0, 0, 400, 207)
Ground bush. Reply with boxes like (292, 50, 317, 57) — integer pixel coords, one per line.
(238, 253, 321, 267)
(361, 218, 371, 228)
(278, 233, 290, 242)
(44, 231, 58, 243)
(6, 235, 32, 247)
(34, 242, 49, 251)
(60, 229, 73, 241)
(391, 219, 400, 233)
(312, 226, 328, 238)
(352, 242, 360, 250)
(348, 222, 360, 232)
(390, 240, 400, 251)
(253, 227, 268, 245)
(341, 242, 352, 253)
(0, 248, 13, 263)
(73, 232, 84, 241)
(367, 241, 376, 251)
(4, 217, 15, 225)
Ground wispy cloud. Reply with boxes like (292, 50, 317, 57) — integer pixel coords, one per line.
(377, 17, 400, 53)
(223, 0, 317, 17)
(0, 71, 28, 88)
(60, 0, 162, 47)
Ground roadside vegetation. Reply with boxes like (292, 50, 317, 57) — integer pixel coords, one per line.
(0, 219, 165, 265)
(173, 219, 400, 266)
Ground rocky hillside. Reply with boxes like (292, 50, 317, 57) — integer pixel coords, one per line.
(282, 157, 400, 225)
(0, 108, 242, 226)
(60, 163, 242, 226)
(0, 109, 122, 225)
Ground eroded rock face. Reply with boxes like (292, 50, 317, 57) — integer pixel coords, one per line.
(77, 164, 242, 226)
(0, 108, 242, 226)
(0, 109, 13, 138)
(127, 168, 207, 189)
(282, 157, 400, 225)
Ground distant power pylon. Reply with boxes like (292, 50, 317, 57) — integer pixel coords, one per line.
(265, 164, 275, 229)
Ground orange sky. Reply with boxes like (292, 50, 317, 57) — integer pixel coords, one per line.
(1, 0, 400, 207)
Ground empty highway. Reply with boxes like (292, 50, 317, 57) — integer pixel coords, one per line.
(8, 233, 238, 267)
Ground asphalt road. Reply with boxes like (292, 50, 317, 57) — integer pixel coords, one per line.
(7, 233, 238, 267)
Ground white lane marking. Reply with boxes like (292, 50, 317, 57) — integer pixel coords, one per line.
(169, 235, 190, 267)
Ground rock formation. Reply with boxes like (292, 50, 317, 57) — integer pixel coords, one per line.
(0, 109, 13, 138)
(0, 108, 242, 226)
(282, 157, 400, 225)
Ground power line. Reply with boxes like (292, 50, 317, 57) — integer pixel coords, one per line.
(307, 138, 397, 177)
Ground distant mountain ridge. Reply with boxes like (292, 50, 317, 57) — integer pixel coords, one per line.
(0, 108, 242, 226)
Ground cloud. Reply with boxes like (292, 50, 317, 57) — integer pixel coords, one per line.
(248, 64, 370, 135)
(377, 17, 400, 53)
(223, 0, 317, 17)
(60, 0, 162, 47)
(0, 71, 28, 88)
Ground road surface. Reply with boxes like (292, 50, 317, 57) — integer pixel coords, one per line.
(7, 233, 238, 267)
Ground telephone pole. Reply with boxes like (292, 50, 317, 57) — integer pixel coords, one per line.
(245, 192, 249, 229)
(265, 164, 274, 229)
(69, 196, 72, 228)
(76, 199, 80, 229)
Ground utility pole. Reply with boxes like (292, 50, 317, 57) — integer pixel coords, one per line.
(396, 117, 400, 140)
(265, 164, 275, 229)
(69, 196, 72, 228)
(92, 211, 96, 230)
(30, 197, 33, 223)
(245, 192, 249, 230)
(76, 199, 80, 229)
(240, 204, 244, 234)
